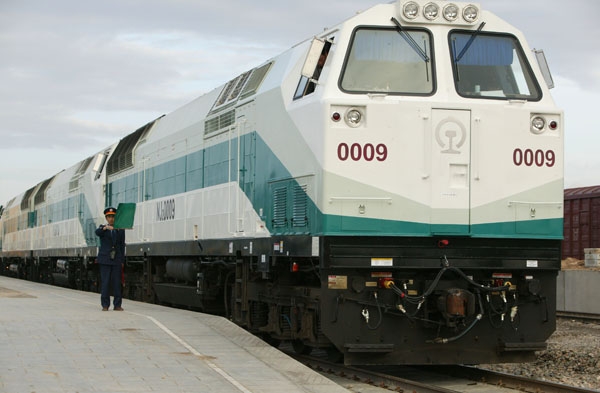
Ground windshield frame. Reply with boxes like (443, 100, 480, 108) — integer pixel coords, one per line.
(448, 29, 542, 101)
(339, 25, 436, 96)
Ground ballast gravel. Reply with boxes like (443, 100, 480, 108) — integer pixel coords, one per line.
(479, 318, 600, 390)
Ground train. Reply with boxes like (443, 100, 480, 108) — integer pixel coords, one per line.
(563, 185, 600, 261)
(0, 0, 563, 365)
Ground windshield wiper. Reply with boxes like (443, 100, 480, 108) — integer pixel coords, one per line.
(454, 22, 486, 63)
(391, 17, 429, 63)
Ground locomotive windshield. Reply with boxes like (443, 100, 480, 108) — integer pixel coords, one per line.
(450, 31, 541, 100)
(340, 27, 434, 95)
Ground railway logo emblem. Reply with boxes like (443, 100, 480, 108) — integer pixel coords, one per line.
(435, 117, 466, 154)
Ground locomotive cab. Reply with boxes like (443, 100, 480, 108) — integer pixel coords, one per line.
(286, 0, 562, 364)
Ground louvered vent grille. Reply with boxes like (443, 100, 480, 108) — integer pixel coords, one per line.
(69, 179, 79, 191)
(21, 187, 35, 210)
(107, 117, 161, 176)
(69, 156, 93, 191)
(228, 71, 252, 102)
(240, 62, 272, 99)
(75, 156, 93, 176)
(213, 70, 252, 109)
(34, 177, 54, 205)
(204, 109, 236, 135)
(292, 184, 308, 227)
(272, 186, 288, 228)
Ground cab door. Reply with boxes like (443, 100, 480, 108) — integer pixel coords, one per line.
(430, 109, 471, 234)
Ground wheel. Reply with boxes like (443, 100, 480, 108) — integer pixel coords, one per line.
(260, 333, 281, 348)
(292, 339, 313, 355)
(326, 346, 343, 363)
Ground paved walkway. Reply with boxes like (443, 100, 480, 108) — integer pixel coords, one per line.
(0, 276, 350, 393)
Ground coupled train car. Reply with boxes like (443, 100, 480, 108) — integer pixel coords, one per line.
(0, 0, 563, 365)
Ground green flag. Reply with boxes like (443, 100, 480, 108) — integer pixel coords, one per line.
(114, 203, 136, 229)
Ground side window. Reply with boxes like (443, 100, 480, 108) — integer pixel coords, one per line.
(93, 151, 109, 180)
(294, 39, 333, 100)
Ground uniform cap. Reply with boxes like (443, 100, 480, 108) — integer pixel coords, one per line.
(104, 207, 117, 216)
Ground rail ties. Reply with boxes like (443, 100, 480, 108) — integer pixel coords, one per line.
(283, 348, 598, 393)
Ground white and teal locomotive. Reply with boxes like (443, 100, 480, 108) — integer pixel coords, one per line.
(1, 0, 563, 365)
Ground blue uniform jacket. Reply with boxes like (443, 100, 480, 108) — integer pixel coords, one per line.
(95, 225, 126, 265)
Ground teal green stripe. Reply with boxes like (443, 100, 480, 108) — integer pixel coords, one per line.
(319, 214, 563, 239)
(471, 218, 563, 239)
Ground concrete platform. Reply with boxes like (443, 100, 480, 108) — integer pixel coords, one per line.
(0, 276, 351, 393)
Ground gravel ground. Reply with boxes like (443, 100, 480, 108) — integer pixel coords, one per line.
(479, 318, 600, 390)
(309, 318, 600, 392)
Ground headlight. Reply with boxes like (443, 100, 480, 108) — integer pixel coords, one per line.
(423, 3, 439, 20)
(443, 4, 459, 21)
(462, 5, 479, 23)
(531, 116, 545, 133)
(345, 109, 363, 127)
(403, 1, 419, 19)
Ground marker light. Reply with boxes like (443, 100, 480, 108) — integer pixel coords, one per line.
(443, 4, 459, 21)
(549, 120, 558, 130)
(345, 109, 363, 127)
(462, 5, 479, 23)
(332, 112, 341, 122)
(423, 3, 439, 20)
(531, 116, 545, 133)
(403, 1, 419, 19)
(423, 3, 440, 20)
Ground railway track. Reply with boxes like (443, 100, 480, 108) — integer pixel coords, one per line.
(283, 349, 599, 393)
(557, 311, 600, 324)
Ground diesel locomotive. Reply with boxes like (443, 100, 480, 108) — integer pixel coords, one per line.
(0, 0, 563, 365)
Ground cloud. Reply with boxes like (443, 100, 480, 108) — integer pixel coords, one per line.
(0, 2, 301, 155)
(555, 76, 600, 188)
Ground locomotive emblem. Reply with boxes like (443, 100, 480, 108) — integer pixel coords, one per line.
(435, 117, 466, 154)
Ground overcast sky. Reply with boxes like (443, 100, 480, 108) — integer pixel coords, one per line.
(1, 0, 599, 206)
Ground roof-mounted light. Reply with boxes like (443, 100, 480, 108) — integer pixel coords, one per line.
(443, 4, 459, 21)
(403, 1, 420, 19)
(423, 3, 439, 20)
(397, 1, 481, 25)
(462, 4, 479, 23)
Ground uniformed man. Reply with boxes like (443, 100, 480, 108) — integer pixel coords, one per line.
(95, 207, 126, 311)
